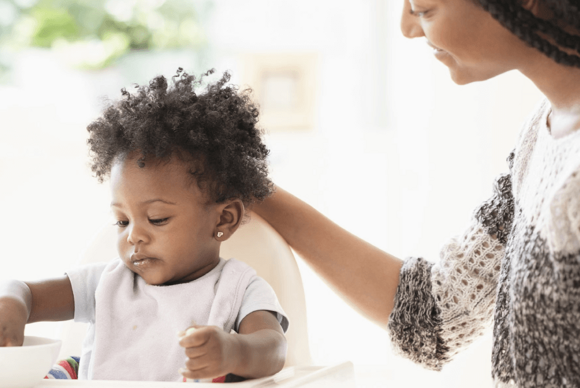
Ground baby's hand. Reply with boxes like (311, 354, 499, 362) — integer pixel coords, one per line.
(0, 298, 27, 347)
(178, 326, 240, 380)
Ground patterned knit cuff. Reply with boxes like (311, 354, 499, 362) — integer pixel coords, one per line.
(387, 257, 449, 371)
(474, 172, 515, 245)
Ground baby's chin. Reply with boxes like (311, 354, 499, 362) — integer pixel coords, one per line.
(142, 271, 196, 287)
(141, 274, 173, 286)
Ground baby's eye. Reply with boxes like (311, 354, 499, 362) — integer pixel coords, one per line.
(114, 220, 129, 227)
(149, 218, 169, 225)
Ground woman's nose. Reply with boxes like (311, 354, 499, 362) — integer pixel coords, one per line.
(400, 0, 425, 39)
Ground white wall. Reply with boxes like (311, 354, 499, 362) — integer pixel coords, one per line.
(0, 1, 544, 386)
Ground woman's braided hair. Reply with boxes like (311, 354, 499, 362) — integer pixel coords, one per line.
(477, 0, 580, 67)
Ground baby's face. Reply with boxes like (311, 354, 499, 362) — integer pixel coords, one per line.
(110, 154, 221, 285)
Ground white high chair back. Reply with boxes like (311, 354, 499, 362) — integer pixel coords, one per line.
(58, 213, 312, 368)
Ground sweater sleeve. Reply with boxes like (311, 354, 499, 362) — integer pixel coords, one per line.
(387, 162, 515, 370)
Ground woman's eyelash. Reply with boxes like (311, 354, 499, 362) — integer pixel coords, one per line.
(114, 220, 129, 227)
(410, 8, 428, 17)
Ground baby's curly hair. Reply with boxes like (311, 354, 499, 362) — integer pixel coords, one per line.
(87, 68, 273, 205)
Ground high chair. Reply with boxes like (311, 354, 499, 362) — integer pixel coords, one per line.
(58, 213, 312, 368)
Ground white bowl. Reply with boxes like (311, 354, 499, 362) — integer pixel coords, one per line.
(0, 336, 62, 388)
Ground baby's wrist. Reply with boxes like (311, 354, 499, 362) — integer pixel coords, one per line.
(227, 333, 246, 376)
(0, 281, 31, 318)
(0, 296, 29, 324)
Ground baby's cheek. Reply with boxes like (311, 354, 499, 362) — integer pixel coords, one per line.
(117, 237, 129, 258)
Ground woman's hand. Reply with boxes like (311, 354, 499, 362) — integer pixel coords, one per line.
(178, 325, 240, 380)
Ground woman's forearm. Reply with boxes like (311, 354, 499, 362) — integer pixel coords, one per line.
(254, 187, 404, 329)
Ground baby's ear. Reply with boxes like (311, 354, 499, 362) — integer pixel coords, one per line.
(214, 199, 244, 241)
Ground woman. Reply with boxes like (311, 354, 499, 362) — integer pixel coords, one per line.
(254, 0, 580, 386)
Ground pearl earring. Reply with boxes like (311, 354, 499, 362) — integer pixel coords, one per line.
(216, 232, 224, 238)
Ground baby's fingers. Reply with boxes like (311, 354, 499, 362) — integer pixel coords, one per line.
(0, 331, 24, 347)
(179, 366, 214, 381)
(185, 345, 206, 359)
(184, 355, 210, 373)
(0, 338, 21, 347)
(178, 326, 212, 348)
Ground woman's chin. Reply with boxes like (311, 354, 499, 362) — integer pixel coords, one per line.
(435, 55, 477, 85)
(449, 70, 475, 85)
(448, 63, 506, 85)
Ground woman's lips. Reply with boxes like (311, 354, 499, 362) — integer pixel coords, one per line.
(427, 41, 445, 55)
(428, 43, 449, 62)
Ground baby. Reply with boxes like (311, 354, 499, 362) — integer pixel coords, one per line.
(0, 69, 288, 382)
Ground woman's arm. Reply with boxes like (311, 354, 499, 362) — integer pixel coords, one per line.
(253, 187, 403, 329)
(256, 176, 514, 371)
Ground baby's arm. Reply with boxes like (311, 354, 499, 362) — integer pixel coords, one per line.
(0, 280, 31, 346)
(231, 310, 287, 377)
(0, 276, 74, 346)
(179, 310, 286, 380)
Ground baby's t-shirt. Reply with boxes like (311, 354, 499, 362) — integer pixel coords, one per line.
(66, 257, 289, 381)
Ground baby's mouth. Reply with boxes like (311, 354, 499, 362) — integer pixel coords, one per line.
(130, 253, 158, 268)
(133, 258, 155, 267)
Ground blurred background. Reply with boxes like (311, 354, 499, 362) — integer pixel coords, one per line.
(0, 0, 543, 386)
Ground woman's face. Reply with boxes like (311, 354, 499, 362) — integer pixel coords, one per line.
(400, 0, 531, 84)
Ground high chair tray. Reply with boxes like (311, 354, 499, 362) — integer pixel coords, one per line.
(35, 361, 356, 387)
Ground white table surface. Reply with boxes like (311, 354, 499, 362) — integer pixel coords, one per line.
(34, 362, 363, 388)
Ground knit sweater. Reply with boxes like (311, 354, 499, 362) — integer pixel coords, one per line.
(387, 100, 580, 388)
